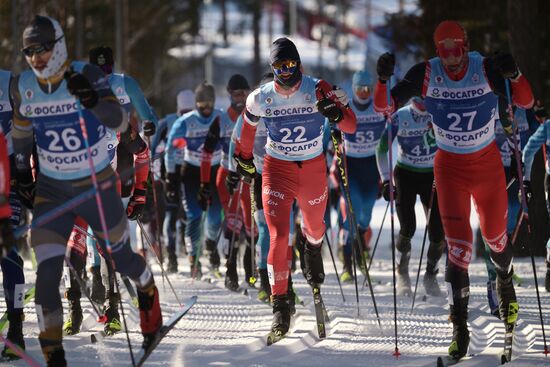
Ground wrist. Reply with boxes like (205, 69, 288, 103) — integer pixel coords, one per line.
(510, 70, 522, 82)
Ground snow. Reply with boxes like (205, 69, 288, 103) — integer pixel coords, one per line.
(4, 199, 550, 366)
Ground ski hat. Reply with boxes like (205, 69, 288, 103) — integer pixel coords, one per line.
(433, 20, 467, 54)
(89, 46, 114, 75)
(410, 96, 427, 114)
(227, 74, 250, 92)
(194, 82, 215, 103)
(270, 37, 301, 64)
(352, 70, 373, 88)
(23, 16, 68, 80)
(176, 89, 194, 115)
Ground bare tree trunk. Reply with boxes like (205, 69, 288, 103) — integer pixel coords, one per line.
(252, 1, 262, 85)
(221, 0, 228, 47)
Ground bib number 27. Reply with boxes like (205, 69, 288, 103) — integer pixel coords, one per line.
(447, 111, 477, 132)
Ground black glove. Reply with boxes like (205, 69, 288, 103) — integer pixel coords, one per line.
(126, 189, 146, 220)
(534, 101, 547, 120)
(197, 183, 211, 211)
(382, 180, 396, 202)
(521, 180, 532, 204)
(64, 68, 99, 109)
(492, 52, 520, 80)
(377, 52, 395, 82)
(234, 154, 256, 184)
(316, 97, 343, 123)
(15, 170, 35, 209)
(225, 170, 240, 195)
(143, 120, 156, 137)
(165, 172, 180, 204)
(0, 218, 14, 258)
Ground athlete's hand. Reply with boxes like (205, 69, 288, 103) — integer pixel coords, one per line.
(317, 97, 343, 123)
(15, 170, 35, 209)
(126, 189, 146, 220)
(377, 52, 395, 82)
(165, 172, 180, 204)
(197, 183, 211, 211)
(225, 171, 240, 195)
(492, 52, 520, 80)
(520, 180, 532, 204)
(0, 217, 14, 258)
(143, 120, 156, 137)
(534, 100, 547, 121)
(64, 68, 99, 109)
(234, 154, 256, 184)
(382, 180, 396, 202)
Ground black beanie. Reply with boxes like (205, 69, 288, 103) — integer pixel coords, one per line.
(227, 74, 250, 91)
(23, 16, 57, 48)
(89, 46, 114, 67)
(270, 37, 300, 64)
(195, 81, 215, 103)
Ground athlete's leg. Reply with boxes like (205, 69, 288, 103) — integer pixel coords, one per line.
(205, 165, 222, 269)
(181, 165, 203, 275)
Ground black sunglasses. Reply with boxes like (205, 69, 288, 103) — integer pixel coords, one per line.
(22, 35, 64, 57)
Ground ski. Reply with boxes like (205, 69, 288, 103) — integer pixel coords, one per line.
(135, 295, 197, 367)
(312, 286, 326, 339)
(122, 276, 139, 309)
(0, 287, 35, 333)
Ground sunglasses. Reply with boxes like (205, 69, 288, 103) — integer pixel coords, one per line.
(354, 85, 370, 93)
(272, 59, 298, 72)
(437, 44, 464, 59)
(22, 35, 64, 57)
(196, 101, 214, 109)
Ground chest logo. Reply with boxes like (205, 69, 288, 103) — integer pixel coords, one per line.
(25, 89, 33, 100)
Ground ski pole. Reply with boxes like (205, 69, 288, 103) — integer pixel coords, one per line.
(0, 333, 41, 367)
(226, 181, 244, 270)
(505, 79, 548, 355)
(362, 200, 389, 291)
(146, 135, 164, 273)
(324, 232, 346, 303)
(74, 99, 135, 366)
(249, 177, 257, 286)
(137, 219, 182, 307)
(410, 180, 436, 314)
(385, 79, 400, 358)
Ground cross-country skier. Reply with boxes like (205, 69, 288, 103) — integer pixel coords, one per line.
(154, 90, 194, 273)
(11, 16, 162, 365)
(376, 96, 446, 297)
(336, 69, 386, 282)
(373, 20, 534, 362)
(165, 82, 232, 278)
(0, 75, 27, 360)
(234, 37, 356, 338)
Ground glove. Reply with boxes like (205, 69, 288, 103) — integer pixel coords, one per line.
(316, 97, 343, 123)
(234, 154, 256, 184)
(0, 218, 14, 258)
(492, 52, 520, 80)
(197, 183, 211, 211)
(382, 180, 396, 202)
(126, 189, 146, 220)
(165, 172, 180, 204)
(534, 101, 547, 120)
(376, 181, 383, 200)
(143, 120, 156, 137)
(521, 180, 532, 204)
(15, 170, 35, 209)
(377, 52, 395, 82)
(64, 68, 99, 108)
(225, 170, 240, 195)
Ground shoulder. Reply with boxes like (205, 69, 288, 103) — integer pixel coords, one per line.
(246, 87, 263, 116)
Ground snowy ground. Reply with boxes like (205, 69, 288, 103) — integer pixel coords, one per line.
(3, 200, 550, 367)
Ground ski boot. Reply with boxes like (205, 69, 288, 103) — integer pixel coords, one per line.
(545, 261, 550, 293)
(396, 251, 412, 296)
(270, 294, 291, 336)
(486, 280, 500, 318)
(257, 268, 271, 303)
(166, 247, 178, 274)
(104, 293, 122, 336)
(287, 273, 298, 315)
(63, 288, 83, 335)
(138, 286, 163, 350)
(188, 255, 202, 280)
(90, 265, 106, 305)
(497, 268, 518, 363)
(44, 348, 67, 367)
(1, 312, 25, 360)
(340, 251, 354, 283)
(303, 242, 325, 286)
(423, 269, 442, 297)
(205, 238, 221, 278)
(448, 298, 470, 360)
(243, 244, 254, 287)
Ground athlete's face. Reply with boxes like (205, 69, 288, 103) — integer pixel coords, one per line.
(229, 89, 249, 113)
(437, 39, 467, 74)
(23, 44, 53, 73)
(353, 85, 371, 100)
(196, 101, 214, 118)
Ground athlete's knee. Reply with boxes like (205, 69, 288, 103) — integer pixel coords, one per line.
(110, 242, 147, 281)
(483, 231, 508, 254)
(446, 237, 472, 271)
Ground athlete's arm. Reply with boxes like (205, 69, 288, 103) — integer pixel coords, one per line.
(200, 115, 221, 184)
(0, 127, 10, 219)
(164, 116, 187, 173)
(374, 62, 427, 114)
(228, 115, 244, 172)
(239, 90, 261, 159)
(124, 75, 159, 126)
(484, 57, 534, 109)
(522, 121, 548, 180)
(315, 79, 356, 134)
(133, 144, 150, 193)
(83, 64, 128, 132)
(375, 112, 399, 181)
(10, 75, 34, 173)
